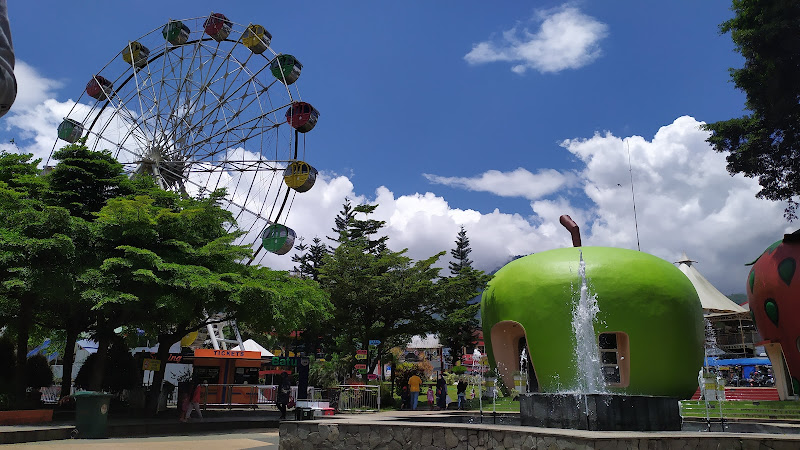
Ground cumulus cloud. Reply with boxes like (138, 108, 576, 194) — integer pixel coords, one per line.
(464, 5, 608, 74)
(423, 168, 576, 200)
(1, 65, 790, 296)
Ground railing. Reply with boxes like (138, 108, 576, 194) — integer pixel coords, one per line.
(336, 385, 379, 412)
(197, 384, 280, 409)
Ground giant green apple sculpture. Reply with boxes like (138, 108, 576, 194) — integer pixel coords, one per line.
(481, 246, 704, 398)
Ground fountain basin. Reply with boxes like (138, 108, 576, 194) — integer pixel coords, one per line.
(520, 393, 680, 431)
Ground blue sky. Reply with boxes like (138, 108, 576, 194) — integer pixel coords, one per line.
(0, 1, 793, 294)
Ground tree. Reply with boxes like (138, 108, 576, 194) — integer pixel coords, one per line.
(449, 226, 473, 275)
(702, 0, 800, 219)
(0, 152, 76, 406)
(437, 227, 492, 366)
(292, 237, 327, 281)
(41, 143, 132, 399)
(318, 201, 443, 375)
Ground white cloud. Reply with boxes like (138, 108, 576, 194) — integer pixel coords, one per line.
(424, 168, 576, 200)
(464, 5, 608, 74)
(1, 64, 789, 296)
(559, 116, 791, 294)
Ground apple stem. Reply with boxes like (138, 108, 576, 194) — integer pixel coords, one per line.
(559, 215, 582, 247)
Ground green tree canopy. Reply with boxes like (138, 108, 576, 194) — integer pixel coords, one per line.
(703, 0, 800, 219)
(319, 201, 443, 374)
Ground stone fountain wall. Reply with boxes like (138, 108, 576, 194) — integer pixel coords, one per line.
(278, 421, 800, 450)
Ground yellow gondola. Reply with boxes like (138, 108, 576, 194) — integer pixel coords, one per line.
(122, 41, 150, 68)
(242, 24, 271, 54)
(283, 161, 318, 193)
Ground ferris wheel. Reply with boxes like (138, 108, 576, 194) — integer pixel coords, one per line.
(50, 13, 319, 265)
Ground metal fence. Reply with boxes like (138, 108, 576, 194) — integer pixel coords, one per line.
(336, 385, 379, 412)
(195, 384, 279, 409)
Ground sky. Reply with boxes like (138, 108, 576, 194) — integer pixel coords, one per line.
(0, 1, 795, 296)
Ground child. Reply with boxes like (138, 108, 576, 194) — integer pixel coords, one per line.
(427, 386, 434, 408)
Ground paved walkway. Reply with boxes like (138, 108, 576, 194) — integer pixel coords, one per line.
(9, 430, 279, 448)
(0, 409, 282, 445)
(6, 408, 800, 446)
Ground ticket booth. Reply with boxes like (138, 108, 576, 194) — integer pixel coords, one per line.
(193, 349, 263, 405)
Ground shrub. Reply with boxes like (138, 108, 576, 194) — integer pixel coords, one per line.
(451, 365, 467, 375)
(393, 362, 424, 396)
(25, 354, 53, 389)
(74, 341, 140, 392)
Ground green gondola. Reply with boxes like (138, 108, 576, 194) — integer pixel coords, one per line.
(162, 20, 190, 45)
(57, 119, 83, 143)
(262, 224, 296, 255)
(270, 54, 302, 85)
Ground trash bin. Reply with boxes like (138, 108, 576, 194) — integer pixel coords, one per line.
(73, 391, 113, 438)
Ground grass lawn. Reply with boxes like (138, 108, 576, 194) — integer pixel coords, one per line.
(680, 400, 800, 420)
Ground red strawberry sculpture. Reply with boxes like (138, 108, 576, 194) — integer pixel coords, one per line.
(747, 229, 800, 392)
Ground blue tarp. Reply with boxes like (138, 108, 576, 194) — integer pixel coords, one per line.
(704, 357, 771, 367)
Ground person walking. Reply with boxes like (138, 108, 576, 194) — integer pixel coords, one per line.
(276, 372, 291, 419)
(183, 381, 203, 422)
(457, 378, 468, 410)
(408, 373, 422, 410)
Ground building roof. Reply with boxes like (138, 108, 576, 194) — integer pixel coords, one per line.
(232, 339, 274, 357)
(675, 252, 748, 314)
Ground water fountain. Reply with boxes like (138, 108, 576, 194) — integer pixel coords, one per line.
(482, 215, 705, 431)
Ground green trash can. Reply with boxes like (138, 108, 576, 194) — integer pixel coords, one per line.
(73, 391, 113, 438)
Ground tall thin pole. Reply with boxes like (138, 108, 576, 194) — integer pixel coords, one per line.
(626, 140, 641, 251)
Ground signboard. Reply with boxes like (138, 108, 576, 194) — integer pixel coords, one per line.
(367, 374, 378, 380)
(358, 369, 368, 374)
(356, 349, 368, 355)
(369, 339, 381, 346)
(354, 364, 367, 370)
(194, 349, 262, 359)
(267, 356, 301, 367)
(138, 351, 184, 363)
(355, 353, 367, 360)
(142, 358, 161, 371)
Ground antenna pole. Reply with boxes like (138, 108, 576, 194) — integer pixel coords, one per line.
(627, 140, 641, 251)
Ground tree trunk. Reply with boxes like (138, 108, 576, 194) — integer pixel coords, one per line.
(60, 324, 79, 398)
(14, 300, 32, 407)
(146, 334, 177, 416)
(88, 332, 111, 391)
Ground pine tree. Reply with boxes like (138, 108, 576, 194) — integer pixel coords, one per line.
(449, 226, 473, 275)
(438, 226, 491, 366)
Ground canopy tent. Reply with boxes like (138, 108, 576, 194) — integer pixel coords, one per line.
(675, 252, 747, 314)
(231, 338, 273, 357)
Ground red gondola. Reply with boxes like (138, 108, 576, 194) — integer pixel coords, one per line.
(204, 13, 232, 42)
(85, 75, 113, 100)
(285, 102, 320, 133)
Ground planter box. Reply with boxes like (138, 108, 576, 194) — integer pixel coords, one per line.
(0, 409, 54, 425)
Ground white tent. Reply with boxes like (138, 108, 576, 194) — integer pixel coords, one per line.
(675, 252, 747, 314)
(231, 338, 274, 357)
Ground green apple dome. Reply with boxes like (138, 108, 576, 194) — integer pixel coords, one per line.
(481, 246, 704, 398)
